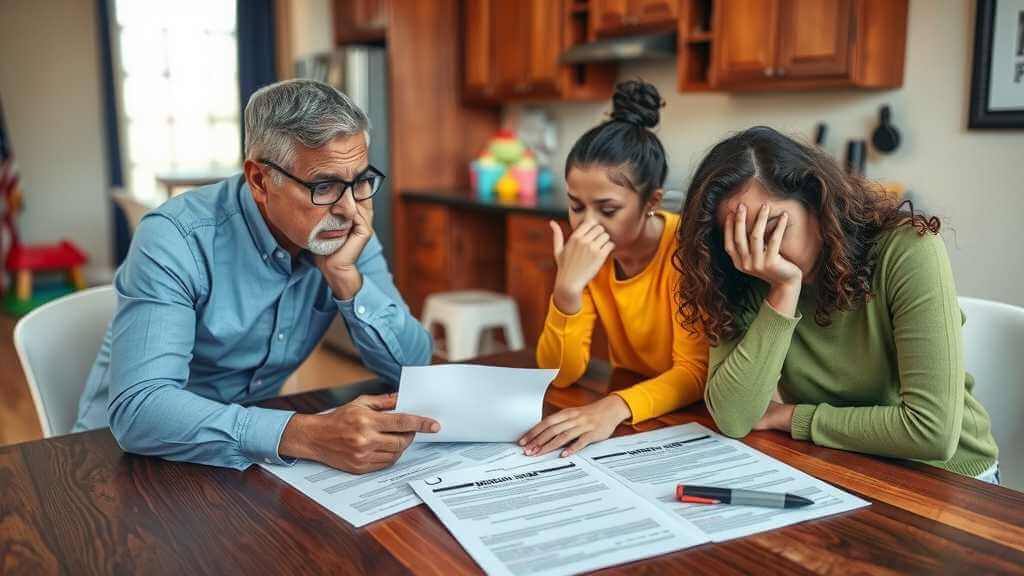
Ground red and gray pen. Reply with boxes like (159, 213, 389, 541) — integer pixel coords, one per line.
(676, 485, 814, 509)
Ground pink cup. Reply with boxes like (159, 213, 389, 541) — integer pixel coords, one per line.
(510, 166, 538, 199)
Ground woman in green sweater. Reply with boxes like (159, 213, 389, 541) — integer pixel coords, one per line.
(675, 126, 999, 482)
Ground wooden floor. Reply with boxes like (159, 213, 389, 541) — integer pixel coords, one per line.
(0, 314, 374, 447)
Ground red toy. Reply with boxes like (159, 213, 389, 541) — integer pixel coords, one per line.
(1, 171, 88, 302)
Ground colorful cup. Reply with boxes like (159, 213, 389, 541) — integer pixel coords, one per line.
(510, 166, 538, 199)
(474, 163, 505, 198)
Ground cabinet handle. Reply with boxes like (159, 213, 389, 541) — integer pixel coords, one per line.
(776, 68, 786, 77)
(764, 67, 775, 77)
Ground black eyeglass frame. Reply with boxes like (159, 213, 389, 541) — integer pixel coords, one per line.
(260, 159, 386, 206)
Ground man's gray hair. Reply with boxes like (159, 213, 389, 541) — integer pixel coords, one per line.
(244, 79, 370, 175)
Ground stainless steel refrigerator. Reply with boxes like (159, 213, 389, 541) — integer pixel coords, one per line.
(296, 47, 391, 358)
(296, 46, 392, 262)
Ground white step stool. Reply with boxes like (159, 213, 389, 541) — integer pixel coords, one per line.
(420, 290, 525, 361)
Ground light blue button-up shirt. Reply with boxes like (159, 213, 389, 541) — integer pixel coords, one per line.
(73, 175, 431, 470)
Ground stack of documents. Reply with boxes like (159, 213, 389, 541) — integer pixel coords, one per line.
(261, 365, 868, 574)
(261, 364, 559, 527)
(409, 422, 869, 575)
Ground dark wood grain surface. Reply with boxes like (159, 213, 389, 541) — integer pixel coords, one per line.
(3, 350, 1023, 575)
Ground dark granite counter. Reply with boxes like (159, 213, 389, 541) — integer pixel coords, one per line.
(400, 188, 569, 219)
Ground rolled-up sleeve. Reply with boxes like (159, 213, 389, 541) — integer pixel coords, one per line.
(107, 215, 295, 470)
(336, 235, 432, 384)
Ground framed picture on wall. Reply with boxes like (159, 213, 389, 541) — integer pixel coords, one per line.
(969, 0, 1024, 128)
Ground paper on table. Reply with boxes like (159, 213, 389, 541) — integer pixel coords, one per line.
(260, 441, 552, 527)
(395, 364, 558, 443)
(580, 422, 870, 541)
(410, 455, 710, 576)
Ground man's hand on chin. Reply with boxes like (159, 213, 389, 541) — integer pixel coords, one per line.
(316, 201, 374, 300)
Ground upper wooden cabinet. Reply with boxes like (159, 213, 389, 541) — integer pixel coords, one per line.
(464, 0, 495, 97)
(713, 0, 907, 90)
(776, 0, 853, 79)
(714, 0, 778, 85)
(334, 0, 389, 44)
(592, 0, 679, 36)
(490, 0, 559, 98)
(463, 0, 615, 103)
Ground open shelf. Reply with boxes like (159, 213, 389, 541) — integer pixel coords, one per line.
(678, 0, 716, 93)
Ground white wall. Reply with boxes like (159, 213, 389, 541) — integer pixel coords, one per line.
(0, 0, 111, 280)
(289, 0, 334, 61)
(533, 0, 1024, 307)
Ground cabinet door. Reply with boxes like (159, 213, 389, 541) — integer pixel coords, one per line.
(776, 0, 853, 79)
(592, 0, 630, 36)
(464, 0, 495, 98)
(714, 0, 780, 85)
(507, 252, 558, 348)
(352, 0, 388, 30)
(526, 0, 562, 94)
(506, 216, 560, 347)
(632, 0, 678, 28)
(405, 203, 451, 316)
(334, 0, 388, 44)
(491, 0, 531, 96)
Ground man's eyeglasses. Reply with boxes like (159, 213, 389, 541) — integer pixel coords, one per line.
(260, 159, 385, 206)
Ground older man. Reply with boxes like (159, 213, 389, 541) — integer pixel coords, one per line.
(73, 79, 438, 473)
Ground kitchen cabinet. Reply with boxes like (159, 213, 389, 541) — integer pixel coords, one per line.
(463, 0, 615, 103)
(402, 198, 608, 359)
(333, 0, 389, 44)
(713, 0, 907, 89)
(403, 202, 506, 318)
(506, 215, 561, 347)
(592, 0, 679, 36)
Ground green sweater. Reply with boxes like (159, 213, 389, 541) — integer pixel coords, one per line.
(706, 226, 998, 477)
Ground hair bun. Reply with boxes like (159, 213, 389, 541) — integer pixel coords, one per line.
(610, 80, 663, 129)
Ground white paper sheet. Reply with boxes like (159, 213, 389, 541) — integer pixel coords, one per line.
(580, 422, 870, 541)
(395, 364, 558, 443)
(410, 455, 710, 576)
(260, 441, 553, 527)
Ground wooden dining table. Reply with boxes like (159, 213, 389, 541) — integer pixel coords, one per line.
(3, 349, 1023, 575)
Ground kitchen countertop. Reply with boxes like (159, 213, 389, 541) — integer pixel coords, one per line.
(400, 188, 569, 219)
(401, 187, 686, 218)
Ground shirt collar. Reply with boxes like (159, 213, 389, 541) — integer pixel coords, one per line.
(238, 175, 318, 275)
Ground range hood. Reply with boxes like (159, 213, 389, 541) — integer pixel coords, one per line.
(559, 32, 676, 64)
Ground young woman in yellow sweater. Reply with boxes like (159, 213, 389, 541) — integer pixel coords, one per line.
(519, 80, 708, 458)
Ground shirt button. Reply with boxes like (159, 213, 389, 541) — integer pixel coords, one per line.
(357, 305, 366, 316)
(276, 251, 286, 259)
(262, 253, 268, 261)
(277, 332, 285, 341)
(254, 378, 262, 386)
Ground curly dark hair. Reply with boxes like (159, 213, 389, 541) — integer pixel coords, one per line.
(675, 126, 940, 346)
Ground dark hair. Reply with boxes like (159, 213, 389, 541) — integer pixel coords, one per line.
(564, 80, 668, 202)
(675, 126, 940, 346)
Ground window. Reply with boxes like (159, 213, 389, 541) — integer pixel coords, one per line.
(111, 0, 240, 204)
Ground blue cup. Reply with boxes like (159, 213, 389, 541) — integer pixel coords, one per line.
(474, 163, 505, 198)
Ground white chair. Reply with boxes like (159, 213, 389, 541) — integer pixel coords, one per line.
(959, 296, 1024, 491)
(13, 285, 117, 437)
(421, 290, 525, 362)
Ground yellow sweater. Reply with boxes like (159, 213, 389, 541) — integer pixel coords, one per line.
(536, 211, 708, 424)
